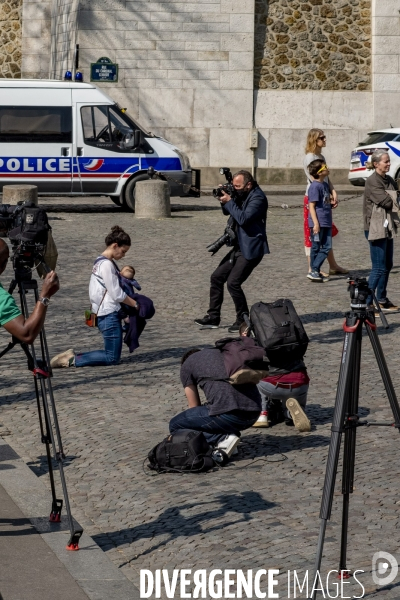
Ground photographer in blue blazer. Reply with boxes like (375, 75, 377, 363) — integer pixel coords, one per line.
(195, 170, 269, 333)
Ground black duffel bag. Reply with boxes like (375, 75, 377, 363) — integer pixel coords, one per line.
(148, 429, 215, 474)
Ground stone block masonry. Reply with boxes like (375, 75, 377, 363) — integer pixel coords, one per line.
(13, 0, 399, 179)
(76, 0, 256, 171)
(255, 0, 371, 91)
(50, 0, 80, 79)
(21, 0, 52, 78)
(78, 0, 254, 92)
(0, 0, 22, 78)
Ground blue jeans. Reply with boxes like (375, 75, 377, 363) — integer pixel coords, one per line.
(75, 311, 123, 367)
(257, 381, 309, 419)
(310, 226, 332, 273)
(169, 405, 260, 445)
(364, 231, 393, 304)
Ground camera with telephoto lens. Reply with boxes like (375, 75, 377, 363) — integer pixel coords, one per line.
(207, 218, 237, 256)
(348, 277, 370, 309)
(212, 167, 236, 199)
(0, 201, 50, 279)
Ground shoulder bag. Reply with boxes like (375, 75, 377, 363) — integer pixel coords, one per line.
(85, 289, 107, 328)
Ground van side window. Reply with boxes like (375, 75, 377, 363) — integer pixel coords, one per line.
(81, 106, 111, 143)
(81, 105, 137, 152)
(0, 106, 72, 143)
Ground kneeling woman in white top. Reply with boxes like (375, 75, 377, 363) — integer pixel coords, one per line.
(51, 226, 139, 368)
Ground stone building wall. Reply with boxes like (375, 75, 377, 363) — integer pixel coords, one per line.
(255, 0, 371, 91)
(76, 0, 256, 173)
(50, 0, 80, 79)
(21, 0, 52, 78)
(0, 0, 22, 78)
(15, 0, 400, 181)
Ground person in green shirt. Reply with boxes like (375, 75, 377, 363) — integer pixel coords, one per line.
(0, 239, 59, 343)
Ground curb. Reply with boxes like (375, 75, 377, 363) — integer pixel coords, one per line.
(0, 439, 140, 600)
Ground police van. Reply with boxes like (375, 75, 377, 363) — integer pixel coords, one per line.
(0, 80, 198, 210)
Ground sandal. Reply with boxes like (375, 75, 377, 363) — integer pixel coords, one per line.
(329, 267, 349, 275)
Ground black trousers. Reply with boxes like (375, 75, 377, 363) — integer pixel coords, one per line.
(208, 249, 263, 321)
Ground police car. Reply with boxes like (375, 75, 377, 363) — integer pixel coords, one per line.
(0, 79, 198, 211)
(348, 128, 400, 186)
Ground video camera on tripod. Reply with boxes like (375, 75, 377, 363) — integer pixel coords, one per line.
(347, 276, 389, 328)
(0, 201, 51, 279)
(310, 277, 398, 598)
(0, 200, 81, 550)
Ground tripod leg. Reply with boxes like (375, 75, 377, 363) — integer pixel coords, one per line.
(365, 321, 400, 427)
(19, 281, 83, 549)
(338, 321, 362, 576)
(32, 376, 62, 521)
(40, 375, 83, 547)
(311, 313, 360, 600)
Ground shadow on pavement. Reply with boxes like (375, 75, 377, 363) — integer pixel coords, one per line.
(26, 454, 78, 478)
(238, 432, 330, 460)
(0, 517, 37, 537)
(300, 311, 345, 324)
(305, 403, 370, 426)
(93, 491, 276, 562)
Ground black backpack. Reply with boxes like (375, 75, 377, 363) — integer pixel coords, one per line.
(8, 203, 50, 245)
(249, 299, 309, 361)
(147, 430, 215, 474)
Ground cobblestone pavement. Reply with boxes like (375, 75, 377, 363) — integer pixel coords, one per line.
(2, 191, 400, 599)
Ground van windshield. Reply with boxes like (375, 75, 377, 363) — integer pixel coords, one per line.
(114, 104, 153, 137)
(0, 106, 72, 143)
(358, 132, 400, 147)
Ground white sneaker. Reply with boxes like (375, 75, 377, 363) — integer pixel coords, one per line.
(286, 398, 311, 432)
(252, 411, 269, 427)
(216, 434, 240, 458)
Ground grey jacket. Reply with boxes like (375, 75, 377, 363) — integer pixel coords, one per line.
(363, 171, 397, 231)
(368, 199, 399, 241)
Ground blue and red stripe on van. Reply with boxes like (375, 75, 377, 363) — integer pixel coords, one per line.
(0, 156, 182, 193)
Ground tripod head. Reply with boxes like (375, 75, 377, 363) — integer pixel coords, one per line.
(347, 277, 369, 310)
(11, 243, 49, 285)
(347, 277, 389, 329)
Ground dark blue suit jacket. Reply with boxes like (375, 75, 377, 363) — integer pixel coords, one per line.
(222, 185, 269, 260)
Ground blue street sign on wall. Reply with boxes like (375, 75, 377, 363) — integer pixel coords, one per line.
(90, 57, 118, 82)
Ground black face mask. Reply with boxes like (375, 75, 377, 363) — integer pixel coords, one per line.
(235, 187, 249, 200)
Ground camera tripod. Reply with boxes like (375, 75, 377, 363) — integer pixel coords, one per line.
(311, 295, 400, 599)
(0, 268, 83, 550)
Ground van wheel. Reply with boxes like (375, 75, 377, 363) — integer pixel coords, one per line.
(124, 174, 149, 212)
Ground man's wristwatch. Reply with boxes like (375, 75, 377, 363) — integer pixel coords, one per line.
(39, 297, 50, 307)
